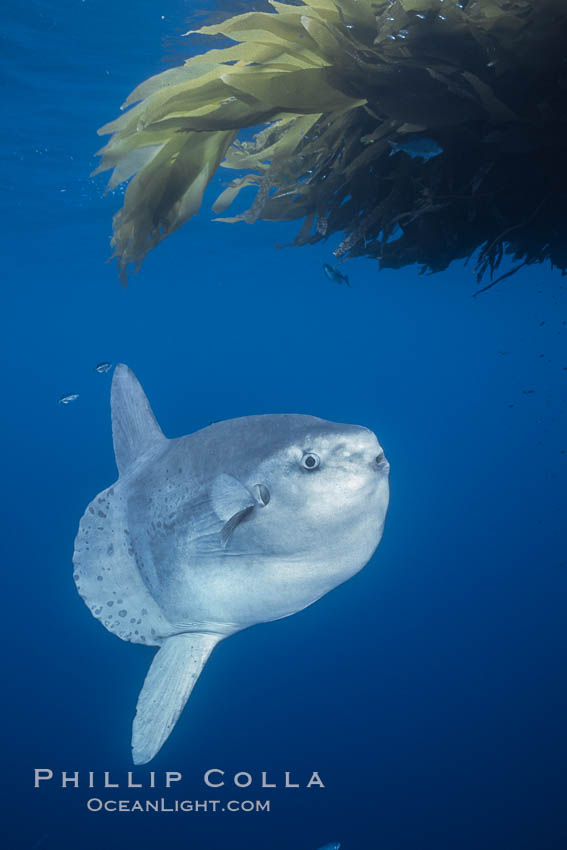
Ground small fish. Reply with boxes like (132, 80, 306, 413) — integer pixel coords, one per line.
(58, 394, 79, 405)
(94, 362, 112, 374)
(323, 264, 350, 286)
(388, 136, 443, 161)
(317, 844, 341, 850)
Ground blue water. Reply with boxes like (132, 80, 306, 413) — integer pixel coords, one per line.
(2, 2, 567, 849)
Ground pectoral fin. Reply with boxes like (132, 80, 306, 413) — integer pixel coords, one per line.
(210, 474, 271, 546)
(131, 633, 220, 765)
(211, 473, 255, 520)
(210, 473, 255, 546)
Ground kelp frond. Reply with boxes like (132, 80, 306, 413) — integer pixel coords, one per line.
(96, 0, 567, 286)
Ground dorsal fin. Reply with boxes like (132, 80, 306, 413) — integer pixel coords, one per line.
(111, 364, 166, 476)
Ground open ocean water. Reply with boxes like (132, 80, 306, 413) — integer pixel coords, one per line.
(1, 2, 567, 849)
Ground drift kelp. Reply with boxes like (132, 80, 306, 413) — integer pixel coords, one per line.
(96, 0, 567, 286)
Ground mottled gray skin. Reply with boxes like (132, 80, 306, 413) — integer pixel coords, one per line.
(73, 365, 390, 763)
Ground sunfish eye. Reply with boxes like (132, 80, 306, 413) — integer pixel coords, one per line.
(301, 452, 320, 470)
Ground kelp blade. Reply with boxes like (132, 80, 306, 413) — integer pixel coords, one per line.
(96, 0, 567, 286)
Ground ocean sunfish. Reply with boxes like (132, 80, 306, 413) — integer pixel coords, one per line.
(73, 365, 390, 764)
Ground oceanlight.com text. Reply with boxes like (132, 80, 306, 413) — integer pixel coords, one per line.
(86, 798, 271, 813)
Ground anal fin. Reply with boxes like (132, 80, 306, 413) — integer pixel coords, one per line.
(132, 633, 220, 765)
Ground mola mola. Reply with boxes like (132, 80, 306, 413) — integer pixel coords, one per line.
(73, 365, 390, 764)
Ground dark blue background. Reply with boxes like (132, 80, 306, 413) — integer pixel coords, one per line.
(2, 2, 566, 849)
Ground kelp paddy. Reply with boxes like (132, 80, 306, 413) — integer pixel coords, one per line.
(95, 0, 567, 288)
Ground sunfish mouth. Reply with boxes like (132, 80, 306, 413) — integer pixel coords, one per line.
(342, 425, 388, 474)
(375, 449, 390, 473)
